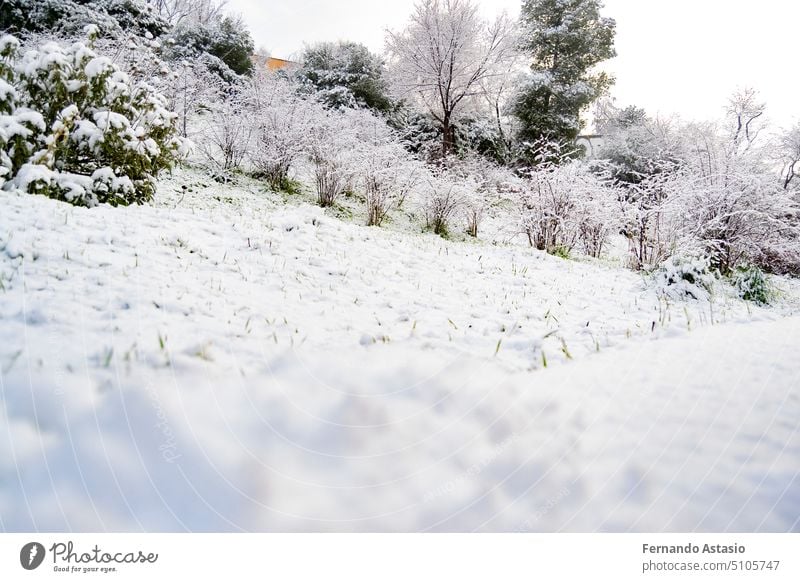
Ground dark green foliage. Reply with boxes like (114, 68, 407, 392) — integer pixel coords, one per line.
(592, 105, 685, 187)
(0, 0, 169, 39)
(391, 110, 441, 159)
(513, 0, 616, 158)
(732, 265, 772, 304)
(550, 245, 571, 259)
(167, 16, 255, 78)
(298, 41, 392, 113)
(392, 110, 509, 164)
(0, 32, 186, 206)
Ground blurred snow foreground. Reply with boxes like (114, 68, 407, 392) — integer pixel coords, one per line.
(1, 171, 798, 532)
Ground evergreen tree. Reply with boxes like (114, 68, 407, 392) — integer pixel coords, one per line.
(298, 41, 392, 113)
(513, 0, 616, 160)
(168, 15, 255, 78)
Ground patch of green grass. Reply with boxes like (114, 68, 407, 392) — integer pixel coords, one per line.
(194, 342, 214, 362)
(102, 347, 114, 368)
(560, 337, 573, 360)
(549, 245, 571, 260)
(731, 265, 772, 305)
(276, 178, 303, 196)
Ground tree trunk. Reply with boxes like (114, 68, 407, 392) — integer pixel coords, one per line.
(784, 162, 796, 190)
(442, 114, 456, 157)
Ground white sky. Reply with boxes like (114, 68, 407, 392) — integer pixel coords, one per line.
(226, 0, 799, 126)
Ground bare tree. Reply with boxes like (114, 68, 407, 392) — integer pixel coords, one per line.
(166, 58, 222, 139)
(477, 41, 524, 162)
(725, 87, 766, 155)
(148, 0, 227, 26)
(385, 0, 515, 158)
(779, 123, 800, 190)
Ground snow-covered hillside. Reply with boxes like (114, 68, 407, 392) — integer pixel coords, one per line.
(1, 171, 798, 531)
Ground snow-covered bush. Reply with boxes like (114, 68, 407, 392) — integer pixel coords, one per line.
(393, 110, 442, 161)
(444, 154, 507, 238)
(461, 177, 486, 237)
(363, 153, 419, 226)
(618, 171, 682, 270)
(574, 180, 621, 258)
(518, 165, 575, 253)
(1, 0, 169, 40)
(594, 111, 686, 186)
(594, 111, 690, 269)
(598, 96, 800, 275)
(246, 72, 312, 192)
(731, 265, 772, 305)
(677, 170, 792, 275)
(162, 57, 222, 139)
(196, 96, 251, 179)
(675, 117, 800, 275)
(421, 170, 464, 237)
(306, 109, 360, 207)
(352, 114, 420, 226)
(518, 162, 616, 256)
(652, 255, 715, 301)
(0, 31, 187, 206)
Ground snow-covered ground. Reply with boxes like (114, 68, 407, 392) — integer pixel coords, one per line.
(1, 170, 798, 531)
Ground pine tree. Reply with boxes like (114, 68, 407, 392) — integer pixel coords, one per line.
(513, 0, 616, 160)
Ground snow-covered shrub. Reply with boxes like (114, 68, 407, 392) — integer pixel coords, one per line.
(731, 265, 772, 305)
(574, 188, 620, 259)
(421, 171, 463, 237)
(312, 157, 350, 208)
(753, 237, 800, 277)
(518, 166, 574, 253)
(393, 110, 442, 161)
(652, 255, 715, 301)
(674, 118, 800, 275)
(444, 154, 506, 238)
(0, 31, 187, 206)
(196, 96, 251, 179)
(162, 57, 222, 139)
(352, 115, 420, 226)
(1, 0, 169, 40)
(246, 72, 312, 192)
(517, 162, 615, 256)
(594, 111, 686, 186)
(618, 172, 682, 270)
(461, 180, 485, 237)
(306, 109, 359, 207)
(594, 111, 689, 269)
(677, 171, 790, 275)
(363, 155, 419, 226)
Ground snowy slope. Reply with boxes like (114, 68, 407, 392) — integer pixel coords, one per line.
(1, 171, 798, 532)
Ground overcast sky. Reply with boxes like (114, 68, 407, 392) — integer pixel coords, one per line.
(226, 0, 799, 127)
